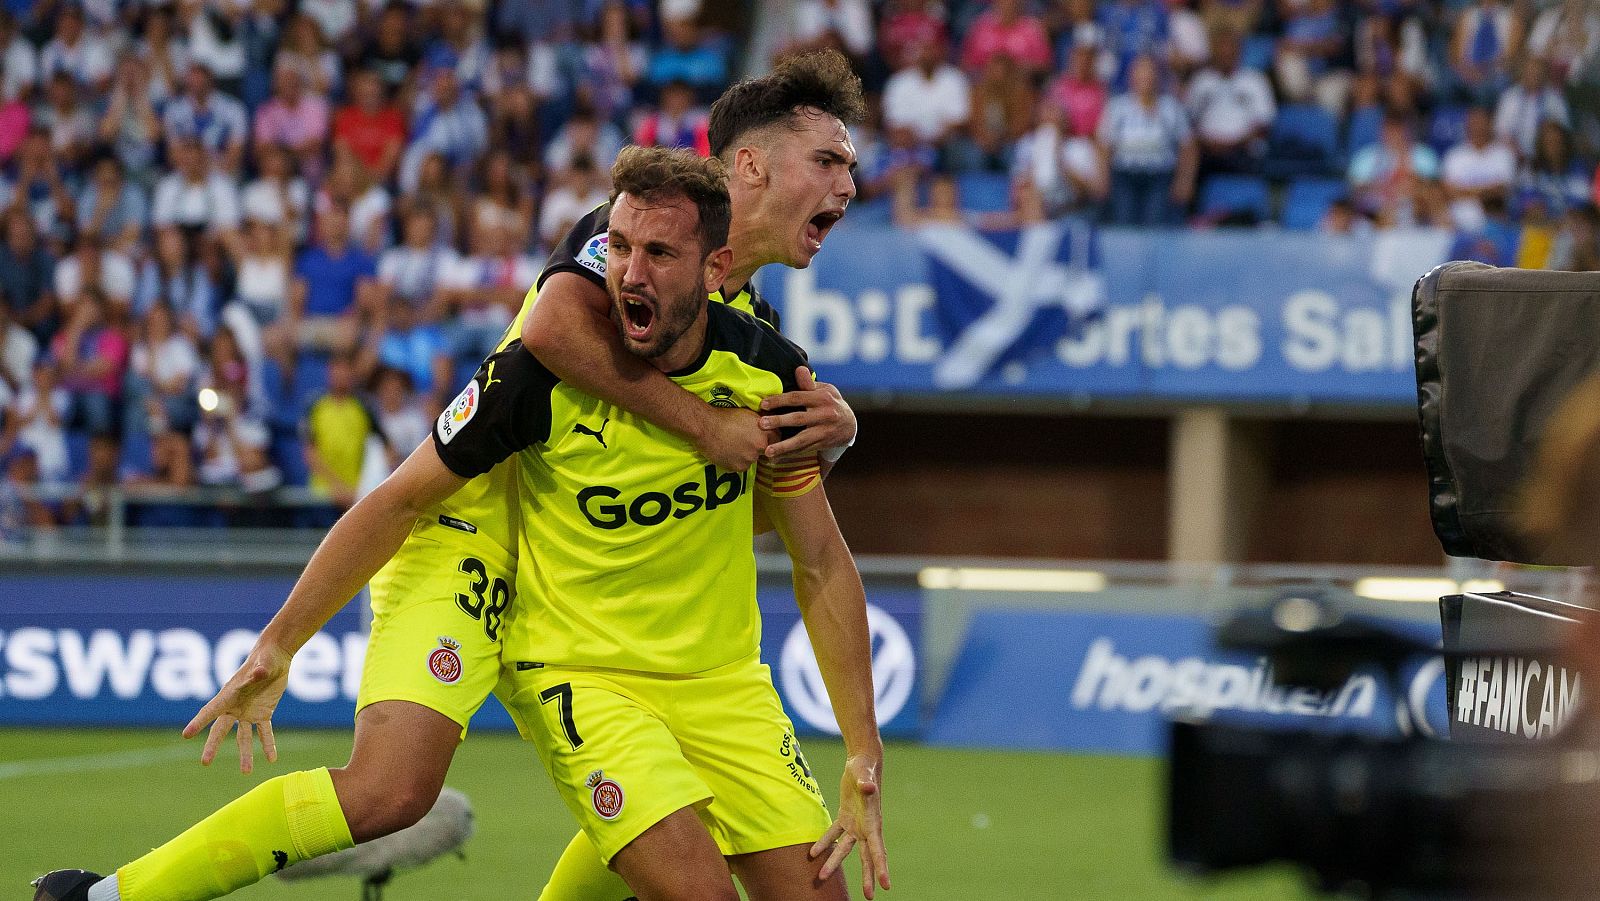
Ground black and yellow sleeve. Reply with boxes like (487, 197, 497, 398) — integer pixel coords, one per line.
(432, 342, 560, 479)
(535, 201, 613, 294)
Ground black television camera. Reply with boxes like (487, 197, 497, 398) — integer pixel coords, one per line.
(1167, 263, 1600, 898)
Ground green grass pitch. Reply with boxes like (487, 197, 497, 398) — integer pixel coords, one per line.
(0, 728, 1313, 900)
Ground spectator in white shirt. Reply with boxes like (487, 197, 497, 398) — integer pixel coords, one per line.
(1495, 56, 1571, 160)
(55, 234, 137, 311)
(543, 107, 626, 177)
(35, 71, 97, 168)
(1012, 95, 1106, 217)
(128, 302, 202, 443)
(3, 359, 70, 484)
(398, 67, 488, 192)
(539, 153, 610, 246)
(240, 143, 311, 242)
(376, 206, 457, 318)
(0, 300, 37, 410)
(1526, 0, 1600, 84)
(1442, 106, 1516, 232)
(37, 4, 113, 92)
(0, 12, 37, 102)
(789, 0, 875, 59)
(152, 136, 243, 246)
(883, 38, 971, 155)
(162, 64, 251, 173)
(1186, 28, 1275, 175)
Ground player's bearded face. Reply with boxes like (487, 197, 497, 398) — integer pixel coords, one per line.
(763, 110, 856, 268)
(607, 194, 708, 360)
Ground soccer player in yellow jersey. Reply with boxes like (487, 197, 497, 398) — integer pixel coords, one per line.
(438, 148, 887, 901)
(33, 52, 871, 901)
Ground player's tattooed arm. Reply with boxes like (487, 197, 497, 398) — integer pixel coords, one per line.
(759, 486, 890, 899)
(184, 440, 469, 772)
(758, 366, 857, 477)
(522, 272, 770, 472)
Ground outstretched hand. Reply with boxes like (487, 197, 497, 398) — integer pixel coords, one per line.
(760, 367, 856, 460)
(810, 754, 891, 899)
(183, 644, 292, 774)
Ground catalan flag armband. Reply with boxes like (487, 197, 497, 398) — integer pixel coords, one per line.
(756, 454, 822, 499)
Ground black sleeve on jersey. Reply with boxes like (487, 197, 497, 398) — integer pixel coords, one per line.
(749, 293, 781, 332)
(431, 341, 560, 479)
(704, 303, 812, 438)
(535, 202, 612, 294)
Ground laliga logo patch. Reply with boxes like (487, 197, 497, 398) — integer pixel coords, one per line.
(586, 769, 625, 820)
(577, 232, 608, 277)
(428, 637, 463, 684)
(436, 382, 479, 445)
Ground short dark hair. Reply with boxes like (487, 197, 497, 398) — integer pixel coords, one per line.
(610, 146, 731, 253)
(707, 49, 866, 160)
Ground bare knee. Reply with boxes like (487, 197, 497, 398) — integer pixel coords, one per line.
(329, 764, 441, 842)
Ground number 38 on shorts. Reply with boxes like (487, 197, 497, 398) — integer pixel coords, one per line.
(455, 556, 510, 641)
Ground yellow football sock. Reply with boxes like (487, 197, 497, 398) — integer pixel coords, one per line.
(117, 768, 354, 901)
(539, 830, 634, 901)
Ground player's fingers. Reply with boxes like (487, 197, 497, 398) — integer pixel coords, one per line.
(200, 716, 231, 766)
(820, 833, 856, 880)
(237, 720, 254, 774)
(810, 822, 845, 859)
(794, 366, 818, 392)
(870, 832, 892, 890)
(260, 720, 278, 763)
(759, 388, 825, 411)
(182, 697, 222, 739)
(758, 409, 824, 432)
(764, 430, 824, 459)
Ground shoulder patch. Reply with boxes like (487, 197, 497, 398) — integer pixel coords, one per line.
(436, 381, 479, 445)
(576, 232, 608, 277)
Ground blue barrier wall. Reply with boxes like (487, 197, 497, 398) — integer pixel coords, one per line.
(0, 573, 1443, 754)
(760, 223, 1454, 404)
(0, 574, 924, 739)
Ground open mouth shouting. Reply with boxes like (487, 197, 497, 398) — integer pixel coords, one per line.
(620, 289, 657, 343)
(804, 208, 845, 255)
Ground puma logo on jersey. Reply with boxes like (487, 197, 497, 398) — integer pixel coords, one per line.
(484, 361, 504, 390)
(573, 418, 609, 448)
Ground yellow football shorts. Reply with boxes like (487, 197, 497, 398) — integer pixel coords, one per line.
(504, 651, 832, 863)
(356, 519, 516, 738)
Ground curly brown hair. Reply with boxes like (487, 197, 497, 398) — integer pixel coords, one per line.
(707, 49, 867, 160)
(609, 146, 732, 253)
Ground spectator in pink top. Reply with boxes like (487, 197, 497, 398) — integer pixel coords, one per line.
(0, 58, 28, 166)
(1049, 44, 1108, 140)
(50, 287, 129, 438)
(253, 63, 330, 176)
(961, 0, 1052, 75)
(880, 0, 949, 70)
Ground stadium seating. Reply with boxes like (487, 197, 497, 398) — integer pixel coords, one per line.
(1343, 106, 1383, 159)
(1265, 104, 1342, 178)
(1241, 34, 1277, 72)
(1199, 175, 1272, 223)
(1282, 178, 1349, 230)
(1426, 106, 1469, 157)
(956, 171, 1015, 214)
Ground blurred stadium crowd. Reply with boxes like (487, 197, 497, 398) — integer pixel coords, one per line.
(0, 0, 1597, 532)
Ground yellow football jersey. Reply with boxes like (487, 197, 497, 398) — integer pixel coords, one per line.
(432, 299, 817, 675)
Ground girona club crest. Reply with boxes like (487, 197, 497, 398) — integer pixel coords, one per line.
(428, 637, 463, 684)
(587, 769, 625, 820)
